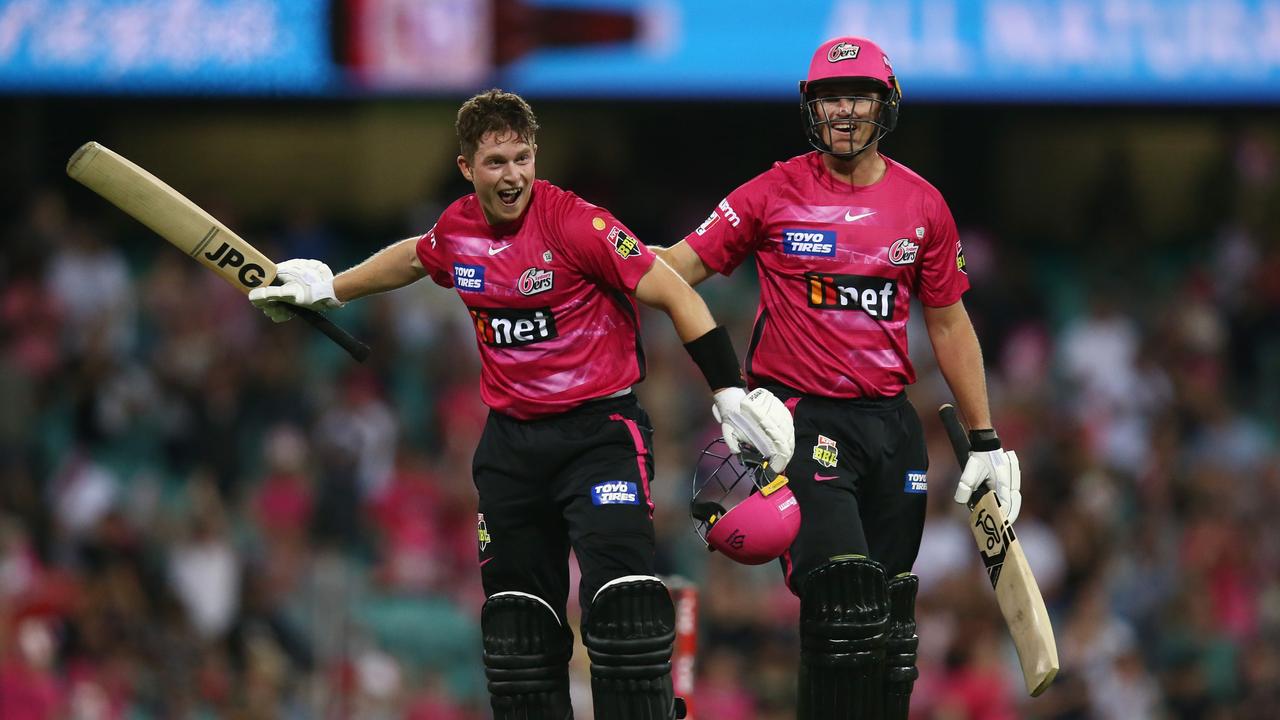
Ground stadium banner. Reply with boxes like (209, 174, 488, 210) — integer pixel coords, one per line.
(3, 0, 1279, 101)
(0, 0, 334, 94)
(498, 0, 1280, 101)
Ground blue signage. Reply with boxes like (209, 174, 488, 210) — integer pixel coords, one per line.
(0, 0, 334, 94)
(501, 0, 1280, 102)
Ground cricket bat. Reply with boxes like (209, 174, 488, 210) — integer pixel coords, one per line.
(939, 403, 1059, 696)
(66, 141, 369, 362)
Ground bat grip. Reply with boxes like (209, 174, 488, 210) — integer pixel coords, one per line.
(287, 305, 371, 362)
(267, 278, 370, 362)
(938, 403, 989, 509)
(938, 403, 971, 466)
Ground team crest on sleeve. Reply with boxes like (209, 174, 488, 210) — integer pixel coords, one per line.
(812, 435, 838, 468)
(888, 238, 919, 265)
(956, 240, 967, 273)
(518, 267, 554, 296)
(695, 210, 720, 236)
(608, 226, 641, 259)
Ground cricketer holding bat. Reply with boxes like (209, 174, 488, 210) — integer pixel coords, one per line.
(654, 37, 1022, 718)
(249, 89, 793, 720)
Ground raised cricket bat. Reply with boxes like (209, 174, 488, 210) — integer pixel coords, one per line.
(939, 404, 1059, 696)
(66, 141, 369, 362)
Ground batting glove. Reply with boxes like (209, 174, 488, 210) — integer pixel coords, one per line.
(248, 259, 344, 322)
(955, 435, 1022, 523)
(712, 387, 795, 474)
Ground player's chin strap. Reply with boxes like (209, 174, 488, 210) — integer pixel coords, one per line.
(585, 575, 687, 719)
(798, 556, 890, 720)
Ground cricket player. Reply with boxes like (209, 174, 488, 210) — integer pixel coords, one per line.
(248, 90, 795, 719)
(655, 38, 1021, 719)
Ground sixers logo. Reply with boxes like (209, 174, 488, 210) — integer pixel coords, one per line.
(888, 238, 919, 265)
(828, 42, 860, 62)
(518, 267, 553, 296)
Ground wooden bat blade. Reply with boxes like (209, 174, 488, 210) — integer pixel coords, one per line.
(939, 403, 1060, 696)
(66, 141, 370, 362)
(67, 141, 277, 294)
(968, 489, 1060, 695)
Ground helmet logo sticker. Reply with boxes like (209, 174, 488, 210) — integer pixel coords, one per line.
(828, 42, 860, 62)
(690, 439, 802, 565)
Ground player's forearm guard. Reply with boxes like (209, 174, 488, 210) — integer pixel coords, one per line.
(684, 325, 745, 391)
(968, 428, 1001, 451)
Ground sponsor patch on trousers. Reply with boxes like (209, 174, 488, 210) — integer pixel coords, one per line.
(592, 480, 639, 505)
(904, 471, 927, 494)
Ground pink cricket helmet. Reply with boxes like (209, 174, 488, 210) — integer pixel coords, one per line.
(691, 440, 802, 565)
(799, 36, 902, 157)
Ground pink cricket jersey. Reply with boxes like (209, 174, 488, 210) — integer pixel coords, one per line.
(416, 180, 656, 419)
(685, 152, 969, 398)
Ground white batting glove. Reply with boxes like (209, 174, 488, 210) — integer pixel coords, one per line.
(248, 259, 344, 323)
(955, 447, 1022, 524)
(712, 387, 795, 474)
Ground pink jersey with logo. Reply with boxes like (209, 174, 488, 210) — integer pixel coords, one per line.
(685, 152, 969, 398)
(416, 180, 656, 419)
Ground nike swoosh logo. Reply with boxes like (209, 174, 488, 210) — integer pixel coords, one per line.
(844, 210, 876, 222)
(488, 244, 512, 256)
(814, 473, 839, 482)
(479, 557, 495, 568)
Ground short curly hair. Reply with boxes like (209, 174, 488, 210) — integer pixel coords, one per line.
(456, 89, 539, 161)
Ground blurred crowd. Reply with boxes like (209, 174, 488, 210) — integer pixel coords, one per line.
(1, 128, 1279, 720)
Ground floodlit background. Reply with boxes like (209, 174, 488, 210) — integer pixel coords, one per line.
(2, 1, 1279, 718)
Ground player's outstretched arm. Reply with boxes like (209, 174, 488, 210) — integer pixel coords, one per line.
(248, 238, 426, 322)
(924, 300, 1022, 522)
(332, 237, 428, 302)
(634, 260, 794, 472)
(650, 241, 716, 287)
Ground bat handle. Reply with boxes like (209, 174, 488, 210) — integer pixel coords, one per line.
(938, 403, 990, 509)
(938, 403, 970, 466)
(268, 277, 370, 362)
(289, 306, 371, 362)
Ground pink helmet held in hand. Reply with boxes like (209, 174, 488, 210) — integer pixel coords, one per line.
(690, 439, 801, 565)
